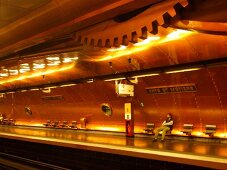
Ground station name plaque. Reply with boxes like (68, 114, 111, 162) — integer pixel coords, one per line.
(146, 84, 196, 94)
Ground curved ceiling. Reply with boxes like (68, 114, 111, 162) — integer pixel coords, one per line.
(0, 0, 226, 92)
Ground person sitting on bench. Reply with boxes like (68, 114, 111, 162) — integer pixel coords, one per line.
(152, 113, 174, 142)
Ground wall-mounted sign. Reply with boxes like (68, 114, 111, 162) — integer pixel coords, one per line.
(116, 84, 134, 97)
(146, 84, 196, 94)
(124, 103, 131, 120)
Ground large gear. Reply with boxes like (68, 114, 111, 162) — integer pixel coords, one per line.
(75, 0, 189, 48)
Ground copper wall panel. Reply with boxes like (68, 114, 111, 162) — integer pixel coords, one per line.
(0, 67, 226, 137)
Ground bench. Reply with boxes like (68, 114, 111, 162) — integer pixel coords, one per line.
(181, 124, 193, 135)
(43, 120, 52, 127)
(203, 125, 216, 137)
(52, 121, 59, 128)
(2, 119, 8, 125)
(144, 123, 155, 134)
(8, 119, 15, 125)
(70, 121, 77, 129)
(60, 121, 68, 128)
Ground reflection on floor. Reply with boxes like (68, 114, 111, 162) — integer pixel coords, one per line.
(0, 125, 227, 169)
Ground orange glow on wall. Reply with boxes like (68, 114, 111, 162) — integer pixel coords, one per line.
(0, 63, 74, 85)
(92, 126, 122, 132)
(94, 29, 195, 62)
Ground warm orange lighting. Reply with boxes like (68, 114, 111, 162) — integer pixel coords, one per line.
(173, 130, 184, 135)
(62, 57, 79, 63)
(134, 36, 160, 46)
(0, 73, 8, 77)
(93, 126, 121, 132)
(86, 136, 126, 145)
(194, 145, 209, 155)
(161, 29, 194, 43)
(132, 73, 159, 78)
(215, 133, 227, 138)
(33, 63, 45, 69)
(0, 64, 74, 85)
(104, 77, 125, 81)
(217, 148, 227, 157)
(192, 131, 204, 137)
(107, 45, 127, 52)
(41, 88, 51, 93)
(46, 57, 60, 61)
(59, 83, 77, 87)
(95, 29, 194, 62)
(165, 68, 201, 74)
(173, 143, 185, 152)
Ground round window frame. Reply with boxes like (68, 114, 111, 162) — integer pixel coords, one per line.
(101, 103, 112, 117)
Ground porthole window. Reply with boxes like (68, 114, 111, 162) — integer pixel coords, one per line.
(25, 106, 32, 116)
(101, 103, 112, 116)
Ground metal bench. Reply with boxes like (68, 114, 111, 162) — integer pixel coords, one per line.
(8, 119, 15, 125)
(60, 121, 68, 128)
(181, 124, 193, 135)
(53, 121, 59, 128)
(203, 125, 216, 137)
(43, 120, 52, 127)
(144, 123, 155, 134)
(2, 119, 9, 125)
(70, 121, 77, 129)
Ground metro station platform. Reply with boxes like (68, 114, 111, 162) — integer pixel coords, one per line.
(0, 125, 227, 170)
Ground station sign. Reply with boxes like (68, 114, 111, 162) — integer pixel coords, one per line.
(146, 84, 196, 94)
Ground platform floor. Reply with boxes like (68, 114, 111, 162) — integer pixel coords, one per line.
(0, 125, 227, 169)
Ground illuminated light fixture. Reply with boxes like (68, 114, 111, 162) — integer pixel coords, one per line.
(59, 83, 77, 87)
(20, 63, 30, 73)
(41, 88, 51, 93)
(20, 90, 27, 92)
(33, 63, 45, 69)
(9, 70, 19, 75)
(19, 68, 30, 73)
(62, 57, 79, 63)
(0, 73, 8, 77)
(30, 88, 39, 91)
(49, 86, 57, 89)
(159, 29, 194, 43)
(0, 93, 4, 97)
(46, 57, 60, 61)
(95, 29, 195, 62)
(132, 73, 159, 78)
(7, 91, 15, 94)
(47, 61, 61, 66)
(21, 63, 29, 66)
(87, 79, 94, 83)
(107, 45, 127, 52)
(104, 77, 125, 82)
(167, 29, 190, 39)
(165, 68, 201, 74)
(134, 36, 160, 46)
(0, 64, 74, 85)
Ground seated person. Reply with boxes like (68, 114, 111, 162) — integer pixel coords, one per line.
(152, 113, 174, 142)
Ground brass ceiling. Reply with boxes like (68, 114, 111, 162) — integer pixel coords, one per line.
(0, 0, 226, 92)
(0, 0, 50, 28)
